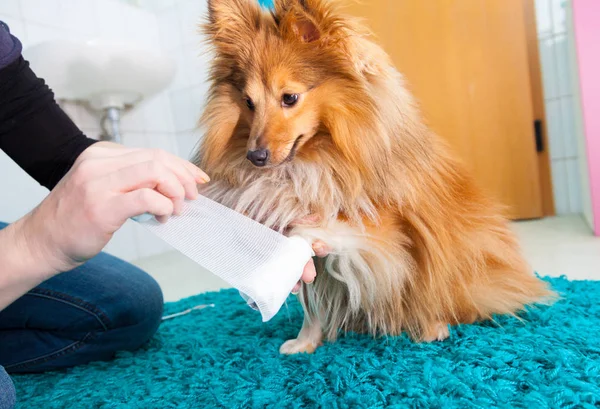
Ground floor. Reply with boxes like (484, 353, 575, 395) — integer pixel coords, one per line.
(133, 214, 600, 302)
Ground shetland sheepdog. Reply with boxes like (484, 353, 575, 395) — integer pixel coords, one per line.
(194, 0, 555, 354)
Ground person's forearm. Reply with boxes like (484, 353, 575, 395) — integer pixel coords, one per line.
(0, 215, 58, 310)
(0, 21, 98, 190)
(0, 57, 98, 190)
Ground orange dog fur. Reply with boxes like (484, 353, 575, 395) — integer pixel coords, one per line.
(194, 0, 555, 354)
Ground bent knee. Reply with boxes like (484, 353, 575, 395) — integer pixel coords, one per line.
(0, 367, 16, 409)
(109, 271, 164, 347)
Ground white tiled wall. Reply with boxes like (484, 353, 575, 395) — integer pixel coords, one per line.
(565, 2, 594, 230)
(142, 0, 211, 161)
(0, 0, 189, 260)
(535, 0, 586, 216)
(112, 0, 211, 161)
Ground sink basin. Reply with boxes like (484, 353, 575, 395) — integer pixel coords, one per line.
(24, 40, 176, 110)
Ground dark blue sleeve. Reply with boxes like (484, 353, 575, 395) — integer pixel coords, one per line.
(0, 21, 22, 70)
(0, 20, 98, 190)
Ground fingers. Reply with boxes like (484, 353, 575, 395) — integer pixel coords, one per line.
(178, 157, 210, 185)
(83, 149, 209, 200)
(291, 282, 301, 295)
(290, 239, 329, 296)
(302, 259, 317, 283)
(107, 161, 186, 215)
(312, 240, 330, 258)
(158, 159, 200, 201)
(149, 149, 210, 184)
(291, 259, 317, 295)
(114, 188, 175, 224)
(147, 150, 210, 199)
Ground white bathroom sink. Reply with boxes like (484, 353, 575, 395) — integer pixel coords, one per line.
(24, 40, 176, 110)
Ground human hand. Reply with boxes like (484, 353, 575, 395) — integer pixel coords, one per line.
(19, 141, 209, 275)
(290, 215, 331, 294)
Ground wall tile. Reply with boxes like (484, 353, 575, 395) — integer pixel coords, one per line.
(58, 100, 81, 123)
(133, 223, 174, 259)
(177, 0, 206, 47)
(550, 0, 567, 34)
(140, 0, 176, 12)
(23, 23, 69, 47)
(559, 97, 577, 158)
(550, 159, 570, 214)
(183, 43, 211, 87)
(190, 83, 208, 115)
(21, 0, 61, 26)
(545, 100, 566, 160)
(167, 48, 190, 91)
(170, 88, 195, 132)
(121, 131, 147, 149)
(535, 1, 584, 216)
(538, 36, 559, 100)
(535, 0, 553, 36)
(176, 129, 202, 160)
(80, 126, 103, 140)
(565, 158, 582, 214)
(157, 5, 181, 51)
(0, 0, 20, 18)
(145, 132, 178, 155)
(120, 104, 147, 132)
(142, 93, 175, 133)
(0, 151, 49, 223)
(553, 34, 572, 97)
(93, 0, 127, 43)
(60, 0, 97, 37)
(102, 220, 139, 261)
(77, 104, 101, 130)
(124, 6, 159, 49)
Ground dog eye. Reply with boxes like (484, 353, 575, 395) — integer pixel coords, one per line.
(282, 94, 299, 107)
(245, 97, 255, 111)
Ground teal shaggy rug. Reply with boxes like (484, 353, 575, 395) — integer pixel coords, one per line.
(13, 276, 600, 408)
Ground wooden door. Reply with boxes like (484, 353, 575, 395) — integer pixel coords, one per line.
(344, 0, 550, 219)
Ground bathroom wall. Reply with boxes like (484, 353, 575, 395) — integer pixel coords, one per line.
(0, 0, 179, 260)
(132, 0, 211, 162)
(534, 0, 586, 216)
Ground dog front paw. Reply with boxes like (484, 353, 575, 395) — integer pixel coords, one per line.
(279, 338, 321, 355)
(421, 322, 450, 342)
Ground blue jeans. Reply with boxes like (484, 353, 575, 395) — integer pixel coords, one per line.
(0, 222, 164, 408)
(0, 366, 15, 409)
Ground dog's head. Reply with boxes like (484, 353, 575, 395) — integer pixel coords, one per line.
(201, 0, 394, 171)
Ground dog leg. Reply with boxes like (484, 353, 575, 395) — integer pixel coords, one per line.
(421, 322, 450, 342)
(280, 314, 323, 355)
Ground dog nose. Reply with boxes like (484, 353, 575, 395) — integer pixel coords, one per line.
(246, 149, 270, 167)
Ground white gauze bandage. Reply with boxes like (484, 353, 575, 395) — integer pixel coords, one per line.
(134, 195, 314, 322)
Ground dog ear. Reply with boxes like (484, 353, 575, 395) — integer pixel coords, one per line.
(204, 0, 263, 55)
(275, 0, 388, 76)
(274, 0, 325, 44)
(291, 14, 321, 43)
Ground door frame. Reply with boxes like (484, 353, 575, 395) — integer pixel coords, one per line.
(523, 0, 555, 217)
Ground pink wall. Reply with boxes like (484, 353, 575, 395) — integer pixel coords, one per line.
(572, 0, 600, 235)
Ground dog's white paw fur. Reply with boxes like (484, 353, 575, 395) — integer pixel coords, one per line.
(279, 338, 320, 355)
(422, 322, 450, 342)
